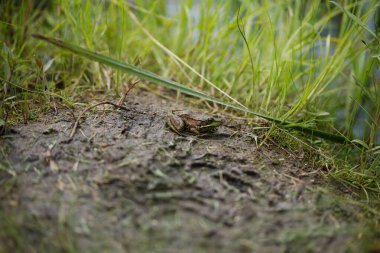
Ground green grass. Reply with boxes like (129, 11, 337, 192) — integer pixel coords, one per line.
(0, 210, 79, 253)
(1, 0, 379, 201)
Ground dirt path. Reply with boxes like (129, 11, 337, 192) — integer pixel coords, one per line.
(0, 91, 373, 253)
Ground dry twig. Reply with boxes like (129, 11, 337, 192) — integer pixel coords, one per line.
(69, 80, 139, 139)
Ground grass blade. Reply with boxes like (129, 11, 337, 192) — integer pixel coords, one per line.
(330, 1, 379, 42)
(32, 34, 349, 144)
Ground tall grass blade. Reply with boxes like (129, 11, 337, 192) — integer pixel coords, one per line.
(330, 1, 379, 42)
(126, 10, 247, 109)
(32, 34, 349, 144)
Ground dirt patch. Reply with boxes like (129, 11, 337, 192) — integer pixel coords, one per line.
(0, 91, 374, 253)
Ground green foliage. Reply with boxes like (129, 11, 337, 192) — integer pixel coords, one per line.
(32, 33, 349, 143)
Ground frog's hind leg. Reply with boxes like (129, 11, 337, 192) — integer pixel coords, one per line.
(166, 116, 186, 136)
(189, 127, 201, 135)
(170, 127, 186, 136)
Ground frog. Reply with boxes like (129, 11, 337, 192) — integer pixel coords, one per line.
(166, 110, 222, 136)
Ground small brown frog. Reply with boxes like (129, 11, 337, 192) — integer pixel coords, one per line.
(167, 110, 222, 136)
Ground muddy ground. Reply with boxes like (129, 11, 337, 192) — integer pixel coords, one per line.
(0, 91, 377, 253)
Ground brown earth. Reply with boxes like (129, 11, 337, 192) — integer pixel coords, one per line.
(0, 91, 375, 253)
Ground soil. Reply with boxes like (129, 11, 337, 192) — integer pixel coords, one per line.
(0, 91, 375, 253)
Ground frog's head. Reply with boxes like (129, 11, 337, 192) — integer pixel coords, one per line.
(202, 118, 222, 126)
(199, 118, 223, 131)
